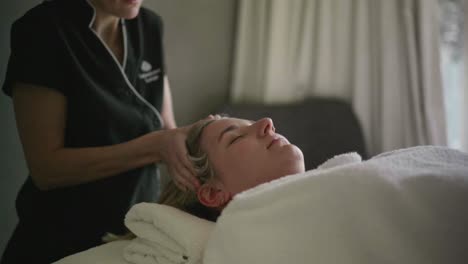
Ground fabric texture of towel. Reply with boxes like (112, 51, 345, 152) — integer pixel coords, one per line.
(203, 146, 468, 264)
(317, 152, 362, 170)
(124, 203, 214, 264)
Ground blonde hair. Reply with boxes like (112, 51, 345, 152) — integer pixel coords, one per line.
(158, 115, 225, 214)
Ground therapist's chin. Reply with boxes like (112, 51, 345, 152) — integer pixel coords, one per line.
(122, 11, 140, 19)
(120, 6, 141, 19)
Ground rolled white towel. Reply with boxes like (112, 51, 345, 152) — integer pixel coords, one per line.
(124, 203, 214, 264)
(124, 237, 186, 264)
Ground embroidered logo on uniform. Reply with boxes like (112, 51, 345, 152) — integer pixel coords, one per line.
(139, 60, 160, 83)
(141, 61, 152, 72)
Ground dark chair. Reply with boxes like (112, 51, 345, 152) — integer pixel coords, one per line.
(218, 97, 367, 170)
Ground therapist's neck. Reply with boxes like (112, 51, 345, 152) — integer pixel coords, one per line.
(87, 0, 121, 43)
(92, 12, 120, 42)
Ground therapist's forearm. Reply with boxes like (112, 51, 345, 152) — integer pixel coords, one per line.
(12, 82, 171, 191)
(32, 131, 166, 191)
(161, 75, 177, 129)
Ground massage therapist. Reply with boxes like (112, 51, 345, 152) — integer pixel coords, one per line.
(1, 0, 200, 263)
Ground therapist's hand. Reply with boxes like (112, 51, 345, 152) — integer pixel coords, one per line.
(159, 125, 199, 192)
(158, 115, 216, 192)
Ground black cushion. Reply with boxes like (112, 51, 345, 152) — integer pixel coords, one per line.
(218, 98, 367, 170)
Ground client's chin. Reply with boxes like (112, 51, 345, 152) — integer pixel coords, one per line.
(280, 144, 306, 176)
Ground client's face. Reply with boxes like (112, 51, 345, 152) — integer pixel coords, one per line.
(200, 117, 305, 195)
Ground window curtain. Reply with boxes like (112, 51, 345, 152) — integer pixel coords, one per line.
(439, 0, 467, 151)
(230, 0, 447, 155)
(463, 0, 468, 151)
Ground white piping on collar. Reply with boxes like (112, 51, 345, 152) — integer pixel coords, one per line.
(85, 0, 126, 68)
(121, 20, 128, 70)
(84, 0, 164, 128)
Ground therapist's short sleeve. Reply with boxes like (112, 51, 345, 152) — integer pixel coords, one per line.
(146, 9, 167, 75)
(2, 14, 68, 97)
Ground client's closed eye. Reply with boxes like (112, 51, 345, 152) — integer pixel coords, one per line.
(229, 135, 244, 145)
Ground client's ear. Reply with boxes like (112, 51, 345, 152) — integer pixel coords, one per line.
(197, 182, 231, 209)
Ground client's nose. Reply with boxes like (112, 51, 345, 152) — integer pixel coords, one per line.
(256, 118, 275, 137)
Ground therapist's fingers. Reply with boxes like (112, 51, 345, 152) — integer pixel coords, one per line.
(179, 152, 197, 177)
(173, 179, 187, 192)
(174, 168, 196, 191)
(168, 166, 187, 191)
(178, 150, 199, 183)
(166, 117, 218, 192)
(168, 128, 196, 186)
(180, 163, 200, 189)
(172, 157, 199, 190)
(168, 156, 197, 191)
(177, 116, 218, 187)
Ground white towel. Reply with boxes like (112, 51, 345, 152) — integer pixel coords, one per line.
(317, 152, 362, 170)
(203, 146, 468, 264)
(124, 203, 214, 264)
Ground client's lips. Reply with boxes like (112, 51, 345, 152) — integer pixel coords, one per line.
(267, 136, 284, 149)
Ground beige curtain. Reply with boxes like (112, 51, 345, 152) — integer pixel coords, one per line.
(231, 0, 447, 155)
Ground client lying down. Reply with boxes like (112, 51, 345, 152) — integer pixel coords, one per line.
(55, 115, 468, 264)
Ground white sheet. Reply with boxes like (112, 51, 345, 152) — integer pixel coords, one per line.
(203, 146, 468, 264)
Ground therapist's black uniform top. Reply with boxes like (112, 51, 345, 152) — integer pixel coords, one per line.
(1, 0, 165, 263)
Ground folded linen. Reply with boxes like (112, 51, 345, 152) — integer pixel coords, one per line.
(203, 146, 468, 264)
(124, 203, 214, 264)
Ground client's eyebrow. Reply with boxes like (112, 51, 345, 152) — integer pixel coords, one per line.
(218, 125, 238, 143)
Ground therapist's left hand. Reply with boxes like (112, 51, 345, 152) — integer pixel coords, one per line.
(158, 125, 200, 192)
